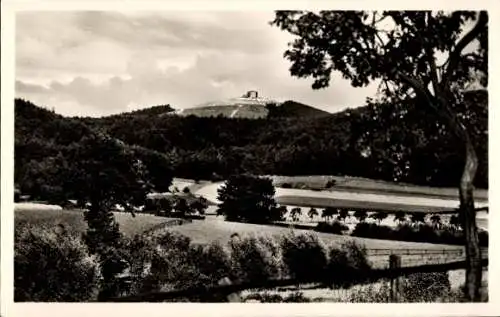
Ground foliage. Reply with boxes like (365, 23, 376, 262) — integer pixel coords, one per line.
(229, 236, 283, 283)
(290, 207, 302, 222)
(322, 207, 338, 221)
(326, 241, 371, 288)
(244, 291, 312, 303)
(14, 225, 100, 301)
(402, 272, 451, 302)
(308, 207, 319, 220)
(338, 208, 350, 221)
(394, 211, 408, 223)
(270, 10, 488, 300)
(315, 221, 348, 234)
(371, 211, 389, 224)
(16, 90, 488, 191)
(216, 175, 281, 223)
(353, 210, 368, 222)
(352, 221, 488, 246)
(280, 233, 329, 280)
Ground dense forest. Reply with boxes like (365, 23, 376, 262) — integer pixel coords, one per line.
(15, 100, 173, 201)
(82, 90, 487, 188)
(15, 89, 487, 202)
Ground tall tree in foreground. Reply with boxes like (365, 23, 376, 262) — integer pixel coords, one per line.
(271, 10, 487, 301)
(65, 133, 151, 299)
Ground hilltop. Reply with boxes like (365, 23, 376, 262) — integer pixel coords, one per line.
(166, 91, 330, 119)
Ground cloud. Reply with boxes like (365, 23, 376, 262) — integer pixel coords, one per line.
(16, 11, 377, 117)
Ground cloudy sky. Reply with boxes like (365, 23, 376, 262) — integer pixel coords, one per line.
(15, 11, 379, 117)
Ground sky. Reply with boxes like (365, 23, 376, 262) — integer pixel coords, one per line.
(15, 11, 380, 117)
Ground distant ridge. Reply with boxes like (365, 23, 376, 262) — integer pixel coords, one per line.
(171, 91, 330, 119)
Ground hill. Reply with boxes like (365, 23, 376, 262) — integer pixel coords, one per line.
(15, 89, 487, 200)
(266, 100, 331, 118)
(77, 90, 487, 188)
(15, 99, 174, 202)
(166, 91, 330, 119)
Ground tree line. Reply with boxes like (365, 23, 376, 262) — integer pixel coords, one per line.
(78, 89, 487, 189)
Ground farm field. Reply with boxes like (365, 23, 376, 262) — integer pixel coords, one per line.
(193, 181, 488, 212)
(268, 175, 489, 202)
(167, 216, 462, 251)
(14, 206, 176, 238)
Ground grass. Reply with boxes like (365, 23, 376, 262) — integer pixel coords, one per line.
(167, 217, 462, 252)
(276, 195, 457, 213)
(15, 208, 177, 238)
(269, 175, 488, 202)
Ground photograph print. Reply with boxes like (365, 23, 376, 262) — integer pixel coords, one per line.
(13, 10, 488, 303)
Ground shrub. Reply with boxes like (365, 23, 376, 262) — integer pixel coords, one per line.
(198, 241, 234, 284)
(244, 292, 284, 302)
(401, 272, 451, 302)
(284, 291, 312, 302)
(325, 179, 336, 188)
(315, 221, 348, 234)
(347, 282, 391, 302)
(326, 241, 371, 288)
(352, 222, 393, 240)
(229, 236, 282, 283)
(244, 291, 311, 302)
(280, 233, 328, 281)
(14, 225, 100, 301)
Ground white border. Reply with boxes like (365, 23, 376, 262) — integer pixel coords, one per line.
(2, 1, 499, 316)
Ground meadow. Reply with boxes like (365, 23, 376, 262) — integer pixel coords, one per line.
(269, 175, 489, 202)
(14, 207, 177, 238)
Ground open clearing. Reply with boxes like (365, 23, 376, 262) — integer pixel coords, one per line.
(15, 207, 174, 238)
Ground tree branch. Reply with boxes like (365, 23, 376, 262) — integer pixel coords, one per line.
(424, 13, 441, 96)
(441, 11, 488, 89)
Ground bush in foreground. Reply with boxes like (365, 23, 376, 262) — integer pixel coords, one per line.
(326, 240, 371, 288)
(14, 225, 100, 301)
(229, 235, 283, 283)
(280, 233, 328, 281)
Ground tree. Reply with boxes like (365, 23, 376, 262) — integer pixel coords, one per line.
(290, 207, 302, 222)
(271, 10, 487, 300)
(353, 210, 368, 223)
(64, 133, 150, 299)
(322, 207, 337, 222)
(410, 212, 426, 226)
(394, 211, 408, 224)
(216, 175, 280, 223)
(430, 214, 442, 228)
(190, 197, 209, 215)
(450, 214, 462, 230)
(308, 207, 319, 221)
(174, 198, 191, 217)
(337, 208, 349, 222)
(371, 212, 388, 225)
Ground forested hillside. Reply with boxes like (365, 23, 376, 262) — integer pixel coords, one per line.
(78, 89, 488, 188)
(15, 99, 173, 202)
(15, 89, 487, 202)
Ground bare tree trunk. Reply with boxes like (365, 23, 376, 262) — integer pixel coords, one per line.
(458, 131, 482, 301)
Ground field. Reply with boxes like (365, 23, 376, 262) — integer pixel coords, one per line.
(166, 216, 462, 250)
(276, 195, 458, 213)
(269, 175, 489, 202)
(194, 181, 488, 213)
(15, 207, 175, 238)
